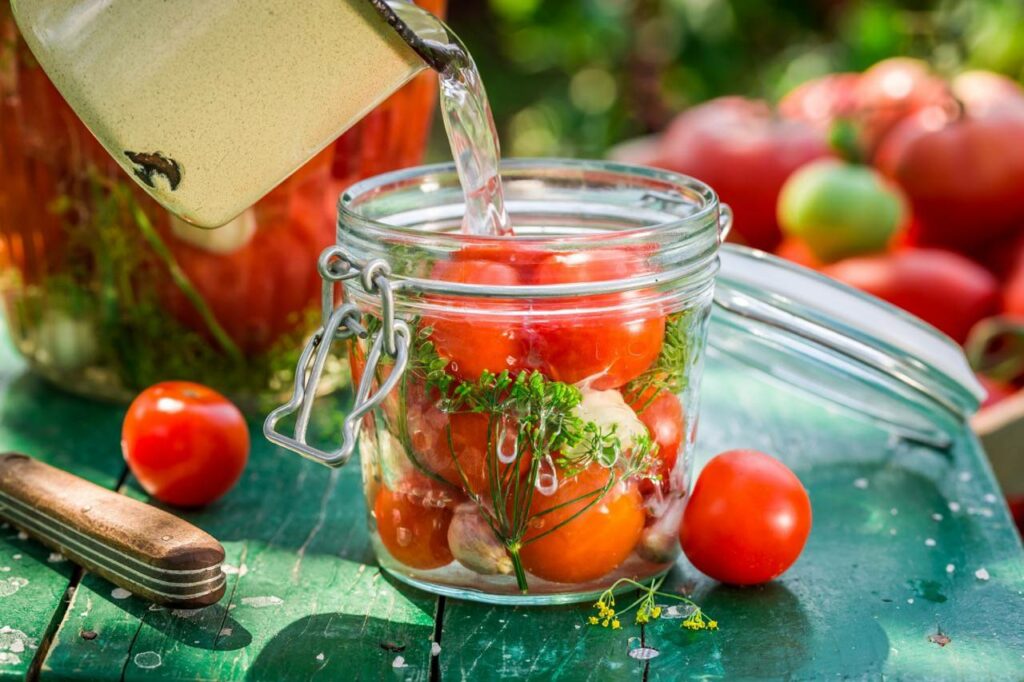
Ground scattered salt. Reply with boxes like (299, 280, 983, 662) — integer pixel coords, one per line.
(890, 508, 899, 516)
(948, 502, 961, 513)
(133, 651, 162, 669)
(46, 553, 65, 564)
(984, 493, 997, 504)
(975, 568, 990, 581)
(316, 653, 324, 662)
(241, 596, 283, 608)
(958, 471, 972, 483)
(946, 564, 955, 574)
(110, 588, 131, 600)
(889, 529, 897, 536)
(392, 655, 407, 669)
(16, 532, 27, 541)
(931, 513, 943, 522)
(431, 642, 442, 656)
(853, 478, 869, 489)
(907, 598, 914, 604)
(924, 538, 936, 547)
(219, 628, 233, 637)
(221, 564, 249, 576)
(11, 555, 20, 561)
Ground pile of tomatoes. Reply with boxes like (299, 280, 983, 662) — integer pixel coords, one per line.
(618, 58, 1024, 406)
(353, 245, 693, 587)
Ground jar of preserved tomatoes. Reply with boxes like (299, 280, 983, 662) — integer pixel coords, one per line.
(0, 0, 444, 406)
(266, 159, 728, 601)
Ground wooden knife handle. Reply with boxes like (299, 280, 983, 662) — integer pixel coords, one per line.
(0, 452, 225, 608)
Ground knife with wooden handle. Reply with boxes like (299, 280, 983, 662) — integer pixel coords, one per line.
(0, 452, 226, 608)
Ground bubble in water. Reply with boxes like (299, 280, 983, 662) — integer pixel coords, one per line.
(535, 455, 559, 496)
(497, 417, 518, 465)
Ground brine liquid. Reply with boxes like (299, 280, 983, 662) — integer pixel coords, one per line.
(12, 0, 511, 235)
(436, 39, 513, 236)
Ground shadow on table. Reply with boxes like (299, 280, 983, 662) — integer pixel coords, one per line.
(247, 611, 435, 681)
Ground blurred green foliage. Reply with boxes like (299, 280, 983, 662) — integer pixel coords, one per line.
(440, 0, 1024, 158)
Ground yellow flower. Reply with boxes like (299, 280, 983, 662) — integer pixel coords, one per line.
(651, 607, 662, 619)
(602, 619, 610, 628)
(612, 620, 621, 630)
(588, 616, 599, 625)
(708, 620, 718, 630)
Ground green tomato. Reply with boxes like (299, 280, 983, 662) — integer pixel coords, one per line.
(778, 159, 906, 263)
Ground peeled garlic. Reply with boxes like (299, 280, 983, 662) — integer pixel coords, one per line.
(447, 504, 512, 576)
(566, 387, 647, 461)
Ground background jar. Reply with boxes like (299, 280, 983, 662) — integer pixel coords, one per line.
(333, 159, 725, 603)
(0, 0, 444, 406)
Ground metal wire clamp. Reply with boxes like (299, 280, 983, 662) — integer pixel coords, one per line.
(263, 246, 410, 468)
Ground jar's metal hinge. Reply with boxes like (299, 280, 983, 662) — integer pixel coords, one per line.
(263, 246, 410, 468)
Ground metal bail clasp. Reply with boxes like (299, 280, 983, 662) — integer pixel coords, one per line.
(263, 246, 410, 468)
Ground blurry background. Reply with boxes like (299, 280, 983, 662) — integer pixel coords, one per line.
(442, 0, 1024, 157)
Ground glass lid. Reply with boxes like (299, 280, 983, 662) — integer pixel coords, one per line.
(711, 245, 984, 450)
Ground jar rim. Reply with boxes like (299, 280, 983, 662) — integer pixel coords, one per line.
(336, 158, 724, 301)
(338, 157, 721, 246)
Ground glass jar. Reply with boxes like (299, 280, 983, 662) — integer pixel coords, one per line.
(0, 0, 445, 406)
(267, 159, 727, 603)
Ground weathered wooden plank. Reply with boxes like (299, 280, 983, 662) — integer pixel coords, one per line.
(0, 339, 126, 681)
(41, 391, 439, 682)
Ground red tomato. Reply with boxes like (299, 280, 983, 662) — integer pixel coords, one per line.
(122, 381, 249, 507)
(875, 104, 1024, 252)
(775, 236, 825, 270)
(530, 250, 665, 389)
(779, 72, 861, 130)
(374, 486, 454, 570)
(1002, 236, 1024, 318)
(951, 71, 1024, 117)
(519, 465, 644, 583)
(852, 58, 948, 156)
(657, 97, 832, 250)
(423, 259, 527, 382)
(629, 389, 684, 494)
(451, 243, 550, 282)
(823, 249, 1000, 344)
(680, 449, 811, 585)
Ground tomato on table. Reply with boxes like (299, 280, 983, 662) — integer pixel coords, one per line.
(628, 388, 684, 494)
(530, 249, 665, 389)
(121, 381, 249, 508)
(518, 465, 644, 583)
(423, 258, 527, 382)
(374, 486, 454, 570)
(680, 449, 812, 585)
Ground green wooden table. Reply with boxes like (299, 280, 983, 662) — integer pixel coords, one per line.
(1, 334, 1023, 681)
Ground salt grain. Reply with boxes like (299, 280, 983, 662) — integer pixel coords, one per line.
(431, 642, 441, 656)
(110, 588, 131, 600)
(46, 553, 65, 564)
(924, 538, 936, 547)
(958, 471, 972, 483)
(931, 513, 943, 522)
(890, 508, 899, 516)
(853, 478, 869, 489)
(948, 502, 961, 513)
(629, 647, 661, 661)
(975, 568, 990, 581)
(316, 653, 324, 662)
(11, 555, 20, 561)
(16, 531, 27, 541)
(984, 493, 997, 504)
(907, 598, 914, 604)
(392, 655, 407, 669)
(946, 564, 955, 574)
